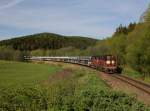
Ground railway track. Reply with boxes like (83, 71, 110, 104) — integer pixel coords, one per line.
(32, 60, 150, 95)
(55, 61, 150, 95)
(112, 74, 150, 95)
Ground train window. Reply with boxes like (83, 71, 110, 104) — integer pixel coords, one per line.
(107, 56, 111, 59)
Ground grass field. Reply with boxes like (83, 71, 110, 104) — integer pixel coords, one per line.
(123, 66, 150, 83)
(0, 61, 61, 87)
(0, 61, 149, 111)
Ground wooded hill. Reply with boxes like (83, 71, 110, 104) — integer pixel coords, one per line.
(0, 33, 98, 51)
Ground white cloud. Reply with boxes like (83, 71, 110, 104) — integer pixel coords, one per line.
(0, 0, 24, 10)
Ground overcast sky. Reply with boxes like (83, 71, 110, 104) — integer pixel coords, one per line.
(0, 0, 149, 40)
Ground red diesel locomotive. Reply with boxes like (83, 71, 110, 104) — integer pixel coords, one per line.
(90, 55, 119, 73)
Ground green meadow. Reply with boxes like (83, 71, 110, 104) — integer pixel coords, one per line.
(0, 61, 149, 111)
(0, 61, 60, 87)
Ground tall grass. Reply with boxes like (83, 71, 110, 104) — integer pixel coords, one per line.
(0, 63, 149, 111)
(123, 66, 150, 83)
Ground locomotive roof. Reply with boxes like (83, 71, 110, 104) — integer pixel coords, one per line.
(91, 55, 115, 57)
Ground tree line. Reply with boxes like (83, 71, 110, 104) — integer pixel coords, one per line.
(0, 33, 97, 51)
(0, 33, 97, 61)
(84, 6, 150, 76)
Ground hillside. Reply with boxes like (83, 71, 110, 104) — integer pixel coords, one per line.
(0, 33, 98, 51)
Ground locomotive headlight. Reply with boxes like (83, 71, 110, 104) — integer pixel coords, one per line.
(106, 60, 111, 65)
(112, 60, 115, 64)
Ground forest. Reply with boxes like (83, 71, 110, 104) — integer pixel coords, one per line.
(0, 33, 97, 51)
(0, 5, 150, 77)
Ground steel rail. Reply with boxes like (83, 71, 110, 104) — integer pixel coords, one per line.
(112, 74, 150, 95)
(29, 59, 150, 95)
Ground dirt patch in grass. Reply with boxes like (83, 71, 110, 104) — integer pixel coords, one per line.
(42, 69, 73, 85)
(49, 69, 73, 80)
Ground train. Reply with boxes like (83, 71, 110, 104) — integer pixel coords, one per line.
(25, 55, 122, 74)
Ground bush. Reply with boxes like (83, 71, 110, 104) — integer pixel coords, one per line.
(74, 89, 148, 111)
(0, 69, 149, 111)
(126, 24, 150, 76)
(0, 86, 49, 111)
(0, 46, 30, 61)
